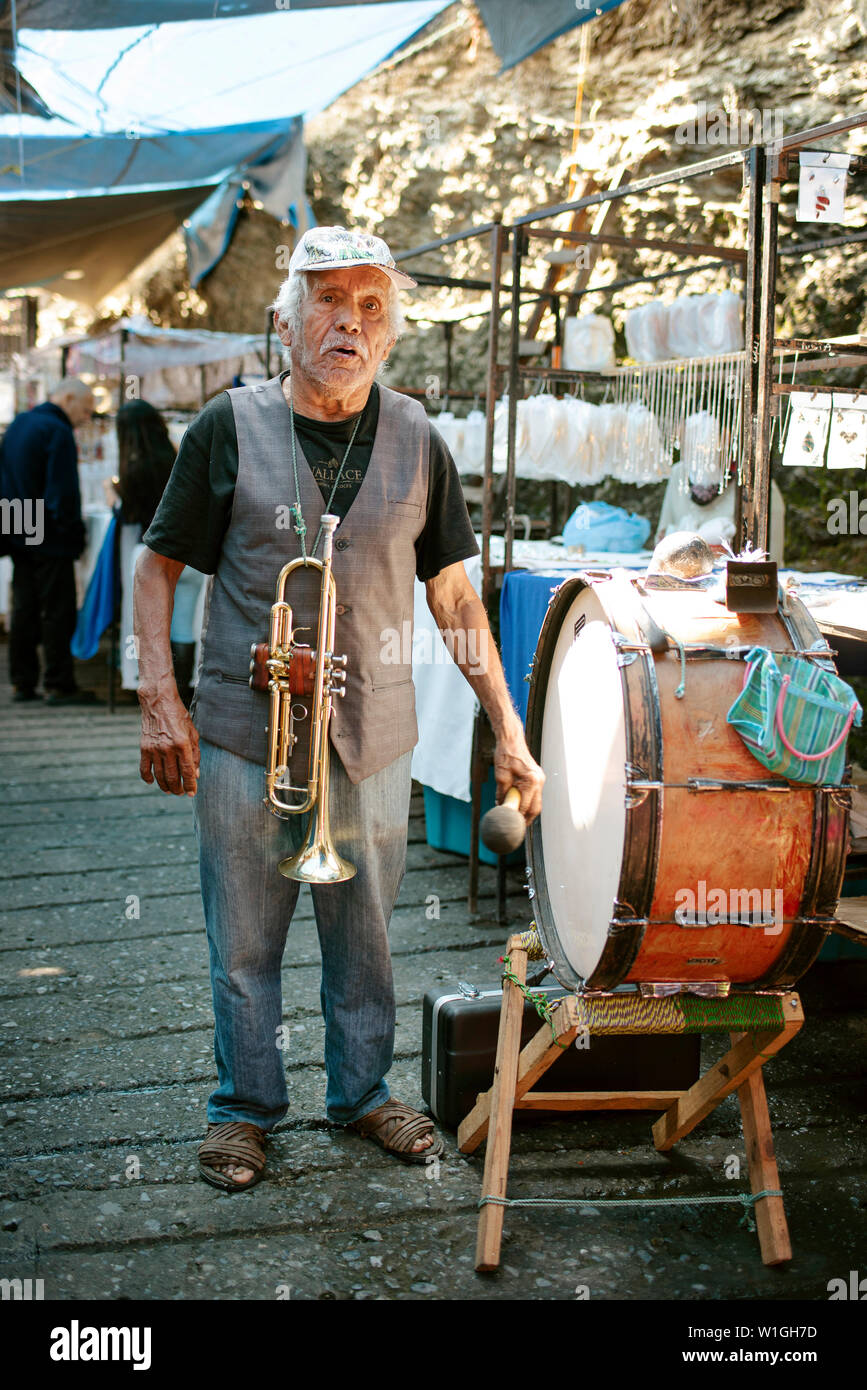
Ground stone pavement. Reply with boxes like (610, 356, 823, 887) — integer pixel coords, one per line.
(1, 672, 865, 1303)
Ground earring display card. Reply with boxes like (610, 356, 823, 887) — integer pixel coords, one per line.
(797, 151, 851, 223)
(827, 393, 867, 470)
(782, 391, 831, 467)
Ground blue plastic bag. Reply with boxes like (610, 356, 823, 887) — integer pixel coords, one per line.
(71, 514, 118, 660)
(562, 500, 650, 553)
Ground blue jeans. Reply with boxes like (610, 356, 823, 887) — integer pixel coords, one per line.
(193, 737, 412, 1128)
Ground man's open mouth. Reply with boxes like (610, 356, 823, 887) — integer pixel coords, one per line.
(329, 345, 359, 357)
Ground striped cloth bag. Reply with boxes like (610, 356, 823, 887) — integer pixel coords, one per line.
(726, 645, 862, 786)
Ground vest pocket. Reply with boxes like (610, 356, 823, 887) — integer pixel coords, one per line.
(371, 673, 413, 692)
(387, 499, 422, 518)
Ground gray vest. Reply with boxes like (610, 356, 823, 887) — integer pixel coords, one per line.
(192, 376, 429, 783)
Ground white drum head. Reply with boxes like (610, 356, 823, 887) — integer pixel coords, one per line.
(537, 586, 627, 981)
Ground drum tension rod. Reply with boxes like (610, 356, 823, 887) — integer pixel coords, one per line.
(626, 777, 792, 792)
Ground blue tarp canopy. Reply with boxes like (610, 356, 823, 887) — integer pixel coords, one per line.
(0, 1, 633, 302)
(2, 0, 631, 74)
(476, 0, 629, 71)
(0, 3, 449, 300)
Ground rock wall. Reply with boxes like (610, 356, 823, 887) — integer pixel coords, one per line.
(127, 0, 867, 568)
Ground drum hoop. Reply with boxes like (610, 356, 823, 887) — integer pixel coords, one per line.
(525, 573, 664, 992)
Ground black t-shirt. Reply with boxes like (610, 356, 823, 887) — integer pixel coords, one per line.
(143, 379, 479, 582)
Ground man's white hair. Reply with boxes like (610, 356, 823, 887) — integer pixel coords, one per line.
(49, 377, 94, 403)
(271, 268, 405, 345)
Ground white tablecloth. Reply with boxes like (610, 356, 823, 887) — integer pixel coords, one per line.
(410, 555, 481, 801)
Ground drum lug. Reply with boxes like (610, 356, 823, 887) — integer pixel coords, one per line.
(826, 786, 852, 810)
(612, 631, 650, 668)
(625, 762, 661, 809)
(639, 981, 732, 999)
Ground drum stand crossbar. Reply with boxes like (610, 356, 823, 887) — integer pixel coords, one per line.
(458, 933, 804, 1272)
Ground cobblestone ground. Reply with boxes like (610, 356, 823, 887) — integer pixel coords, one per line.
(1, 665, 865, 1303)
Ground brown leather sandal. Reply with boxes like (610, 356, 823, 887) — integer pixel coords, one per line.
(197, 1121, 267, 1193)
(349, 1100, 444, 1165)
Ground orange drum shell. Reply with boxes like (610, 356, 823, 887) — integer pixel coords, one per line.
(626, 593, 813, 985)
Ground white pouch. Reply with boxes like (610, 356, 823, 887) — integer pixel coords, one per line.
(462, 408, 486, 472)
(668, 295, 703, 359)
(434, 410, 464, 465)
(782, 392, 830, 468)
(562, 314, 616, 372)
(597, 402, 629, 479)
(826, 393, 867, 470)
(682, 410, 723, 488)
(525, 394, 560, 475)
(693, 291, 744, 355)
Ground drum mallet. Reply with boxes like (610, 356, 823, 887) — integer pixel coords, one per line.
(480, 787, 526, 856)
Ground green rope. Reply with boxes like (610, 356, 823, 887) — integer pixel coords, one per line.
(500, 954, 570, 1048)
(673, 634, 687, 700)
(479, 1189, 783, 1234)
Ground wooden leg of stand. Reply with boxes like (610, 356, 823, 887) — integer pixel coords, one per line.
(652, 997, 803, 1152)
(474, 939, 527, 1273)
(732, 1034, 792, 1266)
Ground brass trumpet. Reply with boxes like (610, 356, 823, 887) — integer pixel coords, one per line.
(251, 514, 356, 883)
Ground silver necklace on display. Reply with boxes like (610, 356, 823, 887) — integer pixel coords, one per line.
(287, 375, 363, 562)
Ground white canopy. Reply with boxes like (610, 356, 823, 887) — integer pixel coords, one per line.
(35, 316, 267, 376)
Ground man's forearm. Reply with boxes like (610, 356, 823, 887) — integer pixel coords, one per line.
(134, 548, 183, 699)
(429, 590, 522, 741)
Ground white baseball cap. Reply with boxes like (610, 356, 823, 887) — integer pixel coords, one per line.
(288, 225, 417, 290)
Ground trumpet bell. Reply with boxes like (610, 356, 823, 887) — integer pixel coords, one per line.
(277, 816, 357, 884)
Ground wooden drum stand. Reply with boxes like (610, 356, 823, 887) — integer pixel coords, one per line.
(458, 932, 805, 1272)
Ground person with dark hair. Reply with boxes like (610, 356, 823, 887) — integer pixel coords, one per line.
(115, 399, 177, 532)
(115, 400, 202, 705)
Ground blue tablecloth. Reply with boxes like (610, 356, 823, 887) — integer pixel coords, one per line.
(500, 557, 650, 721)
(501, 571, 576, 722)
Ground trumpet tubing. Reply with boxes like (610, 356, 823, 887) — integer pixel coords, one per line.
(251, 514, 355, 883)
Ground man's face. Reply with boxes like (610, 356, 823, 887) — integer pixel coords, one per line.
(59, 391, 95, 428)
(276, 266, 395, 400)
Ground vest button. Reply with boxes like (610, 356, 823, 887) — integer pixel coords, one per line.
(335, 538, 349, 550)
(336, 604, 351, 616)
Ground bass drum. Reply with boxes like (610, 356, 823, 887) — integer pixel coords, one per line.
(525, 571, 850, 993)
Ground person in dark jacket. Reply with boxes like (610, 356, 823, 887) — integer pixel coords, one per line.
(1, 377, 96, 703)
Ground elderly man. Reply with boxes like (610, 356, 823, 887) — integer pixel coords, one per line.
(135, 226, 544, 1191)
(1, 377, 96, 704)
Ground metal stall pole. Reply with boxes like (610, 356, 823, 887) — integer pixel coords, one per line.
(745, 142, 782, 554)
(739, 143, 766, 551)
(469, 222, 506, 916)
(504, 228, 525, 576)
(493, 225, 526, 924)
(108, 326, 129, 715)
